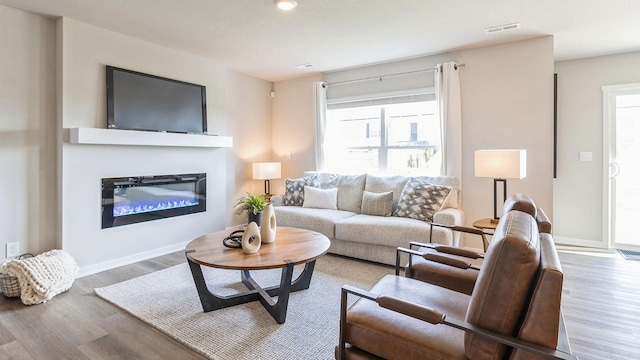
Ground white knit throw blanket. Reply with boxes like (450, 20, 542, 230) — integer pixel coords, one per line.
(0, 250, 79, 305)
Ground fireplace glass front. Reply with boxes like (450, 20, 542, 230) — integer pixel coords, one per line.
(101, 173, 206, 228)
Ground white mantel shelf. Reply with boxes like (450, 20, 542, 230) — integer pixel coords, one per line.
(66, 127, 232, 148)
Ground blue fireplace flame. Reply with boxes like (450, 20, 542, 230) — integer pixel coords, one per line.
(113, 199, 200, 217)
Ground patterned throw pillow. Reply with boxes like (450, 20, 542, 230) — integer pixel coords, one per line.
(284, 175, 320, 206)
(360, 191, 393, 217)
(393, 179, 451, 222)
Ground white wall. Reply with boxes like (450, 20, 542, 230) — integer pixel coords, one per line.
(554, 51, 640, 246)
(59, 18, 230, 273)
(1, 6, 273, 274)
(273, 37, 555, 249)
(225, 70, 273, 226)
(0, 6, 58, 261)
(271, 74, 322, 195)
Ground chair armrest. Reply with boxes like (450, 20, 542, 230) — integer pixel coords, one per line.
(377, 295, 445, 324)
(339, 284, 577, 360)
(396, 246, 481, 276)
(270, 194, 284, 206)
(428, 223, 491, 251)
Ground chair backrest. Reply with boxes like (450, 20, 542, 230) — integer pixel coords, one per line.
(464, 210, 541, 359)
(503, 193, 552, 234)
(510, 233, 563, 360)
(502, 193, 537, 217)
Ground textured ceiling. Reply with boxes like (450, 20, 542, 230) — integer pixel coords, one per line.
(2, 0, 639, 82)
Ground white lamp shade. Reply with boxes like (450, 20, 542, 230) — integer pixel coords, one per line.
(252, 162, 282, 180)
(474, 150, 526, 179)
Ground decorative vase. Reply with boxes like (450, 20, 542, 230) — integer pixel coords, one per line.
(241, 222, 261, 254)
(260, 204, 277, 244)
(247, 211, 263, 225)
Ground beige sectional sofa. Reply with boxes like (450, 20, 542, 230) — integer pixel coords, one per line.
(271, 173, 464, 265)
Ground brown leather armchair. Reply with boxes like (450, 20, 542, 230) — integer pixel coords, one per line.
(336, 210, 575, 360)
(403, 194, 550, 295)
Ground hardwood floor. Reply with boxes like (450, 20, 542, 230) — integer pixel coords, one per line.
(0, 247, 638, 359)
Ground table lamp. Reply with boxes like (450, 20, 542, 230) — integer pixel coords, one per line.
(474, 150, 526, 223)
(252, 162, 282, 195)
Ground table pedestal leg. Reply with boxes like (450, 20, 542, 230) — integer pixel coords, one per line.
(186, 250, 317, 324)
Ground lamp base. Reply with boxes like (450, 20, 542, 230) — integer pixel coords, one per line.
(490, 218, 500, 224)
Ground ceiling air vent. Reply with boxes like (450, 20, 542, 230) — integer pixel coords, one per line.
(295, 63, 315, 69)
(485, 22, 521, 34)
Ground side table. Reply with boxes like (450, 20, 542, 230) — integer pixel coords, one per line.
(472, 218, 499, 231)
(472, 218, 499, 251)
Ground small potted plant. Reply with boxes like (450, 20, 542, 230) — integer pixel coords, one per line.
(234, 193, 268, 224)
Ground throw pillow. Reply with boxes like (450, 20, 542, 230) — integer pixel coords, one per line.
(393, 179, 451, 222)
(303, 186, 338, 210)
(284, 175, 320, 206)
(336, 174, 366, 213)
(360, 191, 393, 217)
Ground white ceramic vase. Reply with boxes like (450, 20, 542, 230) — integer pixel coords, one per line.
(260, 203, 277, 244)
(241, 222, 261, 254)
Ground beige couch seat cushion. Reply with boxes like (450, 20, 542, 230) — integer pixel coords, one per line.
(346, 275, 468, 360)
(335, 214, 453, 248)
(273, 206, 355, 240)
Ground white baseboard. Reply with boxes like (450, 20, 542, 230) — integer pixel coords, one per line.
(553, 236, 607, 249)
(77, 241, 190, 278)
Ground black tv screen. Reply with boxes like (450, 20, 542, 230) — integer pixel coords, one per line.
(106, 66, 207, 134)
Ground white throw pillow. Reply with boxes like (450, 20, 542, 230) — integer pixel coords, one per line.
(302, 186, 338, 210)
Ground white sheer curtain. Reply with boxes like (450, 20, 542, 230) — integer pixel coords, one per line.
(435, 62, 462, 179)
(313, 82, 328, 171)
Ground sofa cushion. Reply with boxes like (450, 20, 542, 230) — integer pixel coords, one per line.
(393, 179, 451, 222)
(335, 174, 366, 213)
(283, 175, 320, 206)
(273, 206, 355, 240)
(360, 191, 393, 217)
(364, 174, 409, 213)
(304, 171, 339, 189)
(302, 186, 338, 210)
(335, 214, 453, 248)
(414, 175, 460, 209)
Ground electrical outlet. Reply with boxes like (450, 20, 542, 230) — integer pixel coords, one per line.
(6, 242, 19, 258)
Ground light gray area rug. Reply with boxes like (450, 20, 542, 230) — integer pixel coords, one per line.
(94, 255, 394, 360)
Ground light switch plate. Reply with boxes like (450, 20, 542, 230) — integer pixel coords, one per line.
(579, 152, 593, 162)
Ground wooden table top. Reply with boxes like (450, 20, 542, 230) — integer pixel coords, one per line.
(185, 226, 330, 270)
(472, 218, 499, 230)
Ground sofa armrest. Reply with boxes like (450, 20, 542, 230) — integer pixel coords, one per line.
(432, 207, 464, 226)
(431, 208, 465, 247)
(270, 194, 284, 206)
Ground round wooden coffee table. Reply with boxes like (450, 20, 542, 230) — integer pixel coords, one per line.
(185, 226, 330, 324)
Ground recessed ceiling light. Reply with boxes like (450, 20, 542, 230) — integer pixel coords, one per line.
(275, 0, 297, 11)
(294, 63, 315, 69)
(485, 22, 521, 34)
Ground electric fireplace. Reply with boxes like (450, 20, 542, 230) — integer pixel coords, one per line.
(101, 173, 206, 228)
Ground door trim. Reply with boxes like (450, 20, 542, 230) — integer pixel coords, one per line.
(602, 82, 640, 249)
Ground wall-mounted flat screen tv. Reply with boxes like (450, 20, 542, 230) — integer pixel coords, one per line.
(106, 66, 207, 134)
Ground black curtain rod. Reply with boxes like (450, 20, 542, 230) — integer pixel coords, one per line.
(323, 63, 464, 88)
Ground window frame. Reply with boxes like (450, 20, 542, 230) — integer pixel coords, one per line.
(325, 88, 441, 175)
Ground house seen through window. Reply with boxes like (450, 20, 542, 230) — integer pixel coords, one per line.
(324, 92, 441, 175)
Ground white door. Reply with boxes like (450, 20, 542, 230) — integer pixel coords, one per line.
(603, 83, 640, 250)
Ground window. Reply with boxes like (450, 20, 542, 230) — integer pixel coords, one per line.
(324, 92, 441, 175)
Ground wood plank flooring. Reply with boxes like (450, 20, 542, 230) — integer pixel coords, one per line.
(0, 248, 638, 359)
